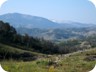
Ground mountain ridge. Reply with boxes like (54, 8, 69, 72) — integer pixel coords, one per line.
(0, 13, 95, 29)
(0, 13, 59, 29)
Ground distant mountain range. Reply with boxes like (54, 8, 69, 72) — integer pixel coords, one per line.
(0, 13, 59, 29)
(0, 13, 96, 42)
(16, 27, 96, 42)
(0, 13, 95, 29)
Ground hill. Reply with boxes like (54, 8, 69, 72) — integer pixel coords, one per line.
(0, 13, 95, 29)
(0, 48, 96, 72)
(1, 13, 96, 42)
(17, 27, 96, 42)
(0, 43, 43, 61)
(0, 20, 61, 60)
(0, 13, 59, 29)
(0, 20, 96, 57)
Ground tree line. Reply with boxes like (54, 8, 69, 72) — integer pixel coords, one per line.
(0, 21, 59, 54)
(0, 20, 96, 56)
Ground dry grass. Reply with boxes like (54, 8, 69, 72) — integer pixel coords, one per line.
(0, 48, 96, 72)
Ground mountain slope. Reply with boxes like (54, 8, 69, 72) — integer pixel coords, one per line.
(59, 21, 95, 28)
(0, 13, 59, 29)
(1, 48, 96, 72)
(0, 43, 43, 61)
(0, 13, 95, 29)
(16, 27, 96, 42)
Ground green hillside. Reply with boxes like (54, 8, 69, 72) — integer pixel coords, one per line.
(0, 20, 96, 72)
(0, 48, 96, 72)
(0, 43, 44, 61)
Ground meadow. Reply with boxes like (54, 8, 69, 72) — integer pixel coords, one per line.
(0, 48, 96, 72)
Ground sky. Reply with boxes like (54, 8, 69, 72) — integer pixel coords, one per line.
(0, 0, 96, 24)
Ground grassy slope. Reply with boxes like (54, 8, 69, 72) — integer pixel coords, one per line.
(0, 48, 96, 72)
(56, 48, 96, 72)
(0, 43, 44, 60)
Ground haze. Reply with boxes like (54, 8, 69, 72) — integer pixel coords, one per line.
(0, 0, 96, 24)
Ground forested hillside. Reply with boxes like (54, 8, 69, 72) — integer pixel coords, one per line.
(0, 20, 96, 61)
(0, 21, 59, 60)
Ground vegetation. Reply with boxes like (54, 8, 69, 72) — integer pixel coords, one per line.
(0, 20, 96, 72)
(0, 43, 44, 61)
(0, 48, 96, 72)
(0, 20, 96, 60)
(0, 21, 58, 54)
(17, 27, 96, 42)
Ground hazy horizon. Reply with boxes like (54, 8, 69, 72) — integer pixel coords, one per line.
(0, 0, 96, 24)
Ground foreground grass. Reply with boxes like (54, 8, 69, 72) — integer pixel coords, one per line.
(0, 43, 43, 56)
(1, 61, 48, 72)
(0, 48, 96, 72)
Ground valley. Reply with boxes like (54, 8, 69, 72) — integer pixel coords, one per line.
(0, 13, 96, 72)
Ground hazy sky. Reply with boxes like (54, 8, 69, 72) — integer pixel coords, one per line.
(0, 0, 96, 24)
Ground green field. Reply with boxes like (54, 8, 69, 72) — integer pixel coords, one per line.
(0, 48, 96, 72)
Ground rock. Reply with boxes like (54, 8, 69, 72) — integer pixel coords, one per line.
(84, 55, 96, 61)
